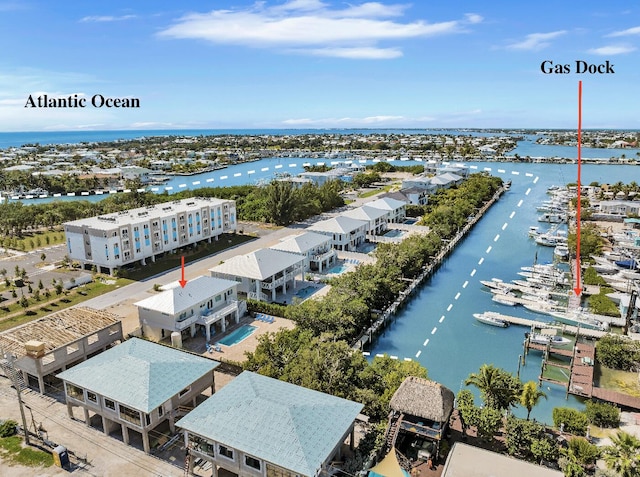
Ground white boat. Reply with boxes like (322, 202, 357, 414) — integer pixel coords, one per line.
(526, 332, 571, 347)
(548, 310, 609, 331)
(492, 292, 517, 306)
(554, 245, 570, 260)
(538, 213, 566, 223)
(528, 226, 540, 238)
(474, 312, 509, 328)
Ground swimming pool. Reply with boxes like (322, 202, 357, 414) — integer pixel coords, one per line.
(404, 218, 418, 225)
(295, 286, 316, 299)
(217, 325, 257, 346)
(326, 264, 350, 274)
(384, 229, 406, 238)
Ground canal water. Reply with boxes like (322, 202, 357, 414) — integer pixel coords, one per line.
(369, 161, 639, 424)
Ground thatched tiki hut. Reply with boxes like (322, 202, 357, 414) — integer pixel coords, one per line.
(388, 376, 455, 461)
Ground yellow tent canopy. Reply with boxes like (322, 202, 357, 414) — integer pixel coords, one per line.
(368, 449, 410, 477)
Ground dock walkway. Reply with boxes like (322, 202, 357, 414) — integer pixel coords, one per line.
(482, 312, 607, 338)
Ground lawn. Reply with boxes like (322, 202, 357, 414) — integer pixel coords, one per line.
(596, 365, 640, 398)
(357, 183, 398, 198)
(0, 277, 132, 332)
(124, 233, 256, 281)
(0, 436, 53, 468)
(0, 230, 66, 252)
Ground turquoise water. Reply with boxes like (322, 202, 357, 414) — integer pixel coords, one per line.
(295, 286, 316, 299)
(217, 325, 257, 346)
(385, 229, 406, 238)
(327, 264, 350, 274)
(369, 162, 639, 424)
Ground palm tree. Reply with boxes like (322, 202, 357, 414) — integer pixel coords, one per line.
(520, 381, 547, 420)
(603, 430, 640, 477)
(465, 364, 522, 411)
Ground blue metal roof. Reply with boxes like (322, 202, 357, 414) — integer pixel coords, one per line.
(57, 338, 219, 413)
(176, 371, 363, 476)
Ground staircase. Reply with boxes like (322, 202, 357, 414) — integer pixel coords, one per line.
(384, 412, 403, 451)
(0, 359, 27, 391)
(183, 443, 192, 477)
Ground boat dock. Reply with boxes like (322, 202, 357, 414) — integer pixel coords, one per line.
(352, 186, 507, 350)
(482, 312, 607, 338)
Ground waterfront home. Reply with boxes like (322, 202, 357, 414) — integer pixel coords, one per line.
(342, 205, 389, 235)
(386, 377, 454, 461)
(0, 307, 123, 394)
(177, 371, 363, 477)
(401, 175, 438, 192)
(135, 275, 243, 342)
(300, 168, 351, 186)
(429, 172, 464, 190)
(57, 338, 219, 455)
(64, 197, 236, 275)
(308, 215, 368, 251)
(597, 200, 640, 217)
(367, 197, 407, 223)
(382, 188, 429, 206)
(269, 231, 337, 273)
(209, 248, 306, 303)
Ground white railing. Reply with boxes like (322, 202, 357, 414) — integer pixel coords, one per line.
(248, 291, 269, 301)
(198, 301, 238, 325)
(175, 314, 199, 330)
(313, 249, 336, 262)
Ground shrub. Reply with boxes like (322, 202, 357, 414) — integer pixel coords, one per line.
(596, 335, 640, 371)
(0, 419, 18, 437)
(246, 299, 288, 318)
(553, 407, 589, 436)
(585, 400, 620, 428)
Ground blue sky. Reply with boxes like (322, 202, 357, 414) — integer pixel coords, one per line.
(1, 0, 639, 131)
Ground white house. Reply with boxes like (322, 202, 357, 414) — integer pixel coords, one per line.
(64, 197, 236, 275)
(58, 338, 219, 455)
(177, 371, 363, 477)
(367, 197, 407, 223)
(341, 205, 389, 235)
(307, 216, 368, 251)
(401, 175, 438, 192)
(598, 200, 640, 216)
(382, 188, 429, 206)
(269, 232, 337, 273)
(430, 172, 463, 189)
(135, 275, 243, 342)
(209, 248, 306, 303)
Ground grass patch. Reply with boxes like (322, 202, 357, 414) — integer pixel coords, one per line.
(357, 183, 397, 199)
(0, 230, 65, 252)
(0, 278, 132, 332)
(0, 436, 53, 468)
(542, 364, 571, 384)
(596, 365, 640, 397)
(125, 233, 256, 281)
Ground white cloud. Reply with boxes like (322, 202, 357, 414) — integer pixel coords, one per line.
(80, 14, 136, 23)
(299, 46, 402, 59)
(607, 26, 640, 37)
(588, 45, 636, 55)
(506, 31, 566, 51)
(158, 2, 481, 59)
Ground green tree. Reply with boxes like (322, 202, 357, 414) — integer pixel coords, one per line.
(19, 295, 29, 310)
(40, 252, 46, 262)
(476, 406, 502, 441)
(563, 437, 599, 474)
(520, 381, 547, 420)
(465, 364, 522, 411)
(553, 408, 589, 436)
(603, 431, 640, 477)
(265, 180, 297, 225)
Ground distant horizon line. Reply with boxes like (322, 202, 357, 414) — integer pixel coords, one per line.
(2, 127, 640, 134)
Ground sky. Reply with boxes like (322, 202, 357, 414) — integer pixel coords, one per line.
(1, 0, 639, 131)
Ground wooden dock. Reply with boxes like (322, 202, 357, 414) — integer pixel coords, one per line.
(483, 312, 607, 338)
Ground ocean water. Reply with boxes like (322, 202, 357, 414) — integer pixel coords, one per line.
(369, 161, 638, 424)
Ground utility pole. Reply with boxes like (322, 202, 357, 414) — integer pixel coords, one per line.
(6, 354, 30, 445)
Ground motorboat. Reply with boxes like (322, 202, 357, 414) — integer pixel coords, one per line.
(526, 332, 572, 347)
(554, 245, 570, 260)
(492, 292, 517, 306)
(548, 310, 609, 331)
(474, 312, 509, 328)
(538, 213, 566, 224)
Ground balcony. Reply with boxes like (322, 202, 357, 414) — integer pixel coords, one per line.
(262, 276, 285, 290)
(312, 249, 336, 263)
(175, 314, 199, 330)
(197, 301, 238, 326)
(248, 291, 269, 301)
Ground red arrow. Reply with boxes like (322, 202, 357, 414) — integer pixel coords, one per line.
(573, 81, 583, 297)
(179, 256, 188, 288)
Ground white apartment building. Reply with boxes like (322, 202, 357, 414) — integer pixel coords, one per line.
(64, 197, 236, 275)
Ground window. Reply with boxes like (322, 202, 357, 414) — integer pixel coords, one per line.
(157, 405, 164, 417)
(104, 398, 116, 411)
(119, 404, 142, 427)
(218, 445, 234, 460)
(215, 295, 222, 302)
(178, 387, 190, 398)
(245, 455, 261, 470)
(66, 384, 84, 401)
(87, 391, 97, 403)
